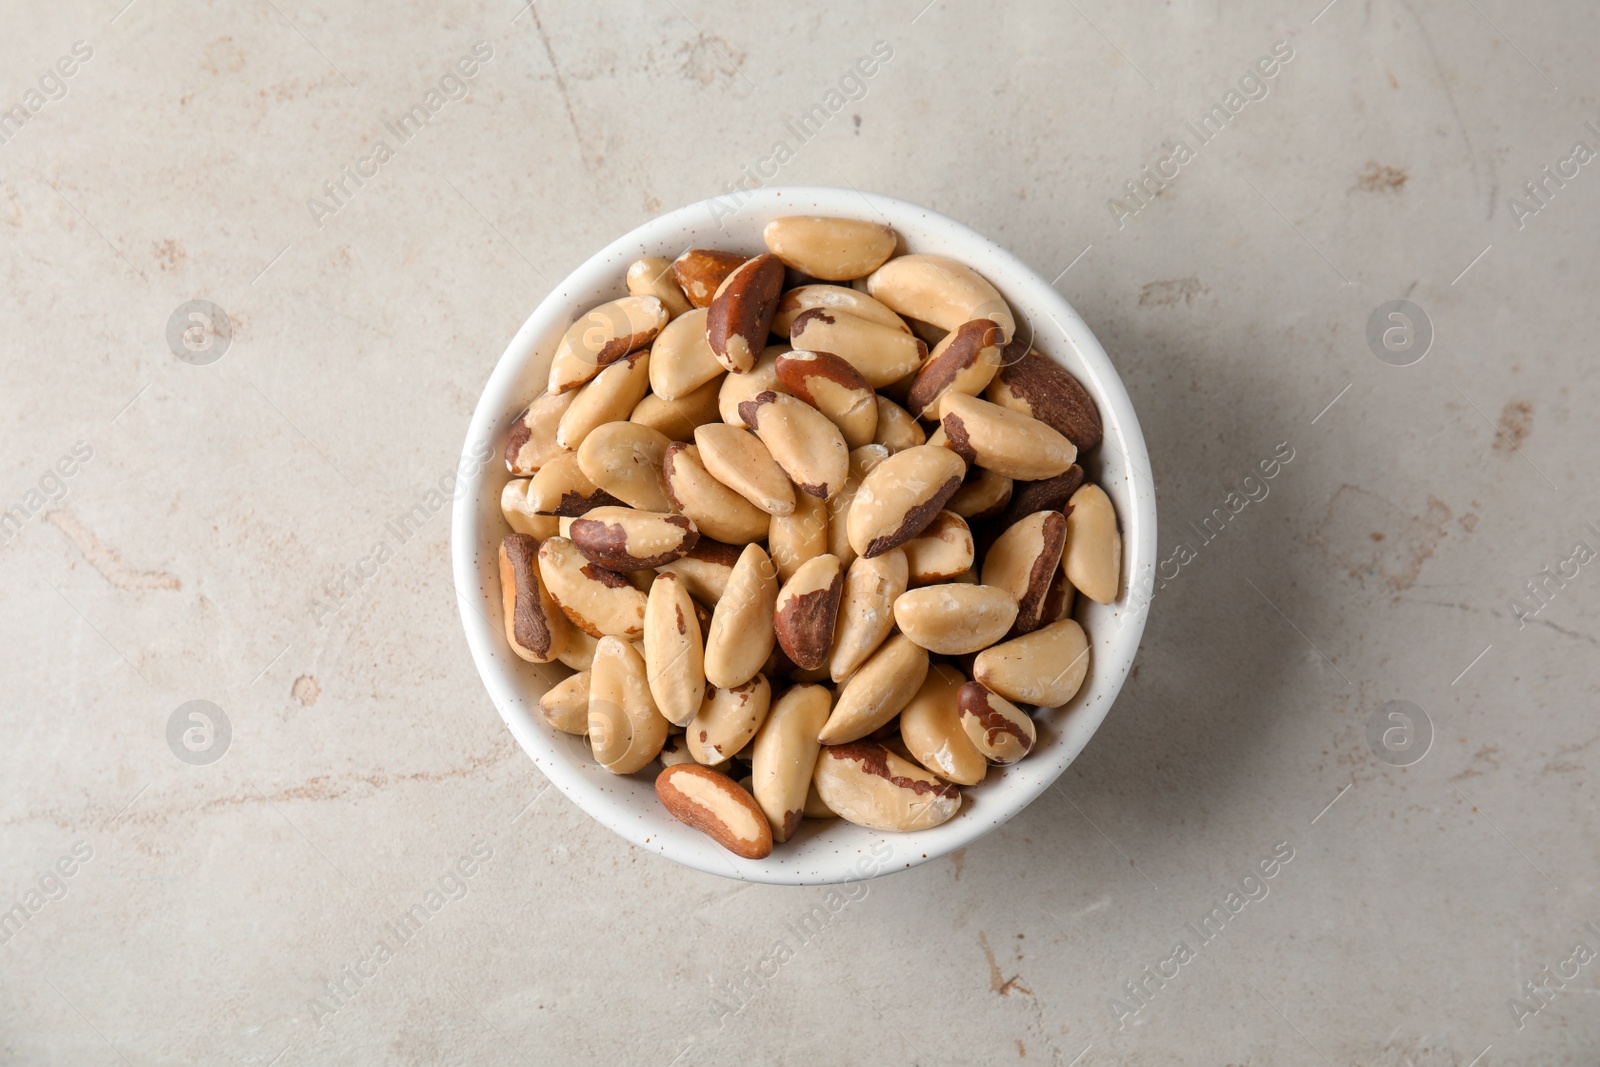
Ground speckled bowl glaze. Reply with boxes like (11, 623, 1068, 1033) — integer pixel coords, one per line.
(452, 187, 1157, 885)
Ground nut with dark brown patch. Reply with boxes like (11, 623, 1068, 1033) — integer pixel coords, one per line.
(993, 466, 1085, 533)
(588, 635, 669, 774)
(900, 665, 987, 786)
(656, 763, 774, 859)
(524, 453, 626, 517)
(772, 284, 912, 337)
(537, 535, 648, 639)
(703, 543, 779, 689)
(904, 319, 1006, 419)
(762, 216, 898, 281)
(718, 344, 787, 427)
(738, 390, 849, 500)
(900, 509, 974, 587)
(504, 390, 575, 475)
(498, 534, 570, 664)
(671, 249, 747, 309)
(626, 257, 692, 320)
(984, 348, 1103, 451)
(707, 253, 785, 373)
(575, 421, 675, 513)
(569, 506, 699, 571)
(686, 674, 772, 766)
(812, 740, 962, 832)
(938, 392, 1076, 481)
(817, 633, 929, 745)
(751, 683, 832, 843)
(775, 350, 879, 449)
(693, 423, 796, 517)
(547, 295, 667, 395)
(789, 307, 928, 388)
(846, 443, 967, 559)
(772, 553, 844, 671)
(957, 681, 1036, 764)
(656, 538, 741, 605)
(892, 583, 1019, 655)
(662, 442, 771, 544)
(981, 510, 1068, 634)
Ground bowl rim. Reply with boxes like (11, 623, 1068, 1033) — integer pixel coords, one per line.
(451, 185, 1157, 885)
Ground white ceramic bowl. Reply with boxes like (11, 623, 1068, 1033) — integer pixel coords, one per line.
(452, 187, 1156, 885)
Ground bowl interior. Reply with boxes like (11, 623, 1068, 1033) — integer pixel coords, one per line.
(451, 187, 1156, 885)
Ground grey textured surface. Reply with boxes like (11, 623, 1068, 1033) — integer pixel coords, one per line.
(2, 1, 1596, 1064)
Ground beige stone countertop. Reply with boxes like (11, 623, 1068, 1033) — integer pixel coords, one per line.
(2, 0, 1596, 1063)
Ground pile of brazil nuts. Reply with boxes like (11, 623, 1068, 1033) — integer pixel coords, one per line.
(496, 215, 1122, 860)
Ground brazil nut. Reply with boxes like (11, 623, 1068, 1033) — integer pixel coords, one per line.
(548, 295, 666, 395)
(656, 763, 773, 859)
(707, 253, 785, 373)
(672, 249, 747, 309)
(864, 253, 1015, 343)
(904, 318, 1006, 419)
(538, 535, 648, 639)
(629, 376, 723, 442)
(892, 583, 1019, 655)
(900, 665, 987, 786)
(772, 553, 844, 671)
(938, 392, 1076, 481)
(648, 307, 723, 400)
(972, 618, 1090, 707)
(817, 633, 929, 745)
(829, 547, 908, 682)
(763, 216, 897, 281)
(957, 681, 1036, 764)
(826, 444, 889, 566)
(1061, 482, 1121, 604)
(703, 543, 779, 689)
(575, 421, 675, 513)
(846, 444, 967, 558)
(556, 349, 652, 451)
(789, 308, 928, 388)
(738, 390, 849, 500)
(626, 256, 693, 320)
(504, 390, 575, 475)
(538, 669, 590, 734)
(772, 284, 912, 337)
(693, 423, 796, 517)
(871, 396, 926, 454)
(750, 683, 832, 842)
(662, 442, 771, 544)
(981, 510, 1068, 634)
(768, 489, 829, 582)
(499, 533, 569, 663)
(569, 506, 698, 571)
(588, 635, 669, 774)
(687, 674, 772, 766)
(900, 509, 974, 586)
(718, 344, 788, 427)
(775, 350, 879, 449)
(642, 572, 704, 727)
(985, 348, 1103, 451)
(813, 741, 962, 832)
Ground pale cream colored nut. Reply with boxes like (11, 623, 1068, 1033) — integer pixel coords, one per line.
(703, 543, 779, 689)
(900, 665, 987, 786)
(626, 256, 693, 320)
(656, 763, 773, 859)
(957, 681, 1036, 764)
(672, 249, 747, 309)
(803, 780, 837, 819)
(775, 350, 878, 449)
(973, 618, 1090, 707)
(588, 635, 669, 774)
(643, 572, 706, 727)
(500, 479, 559, 539)
(575, 421, 674, 513)
(539, 670, 590, 734)
(904, 319, 1007, 419)
(993, 465, 1084, 532)
(772, 284, 912, 337)
(525, 453, 625, 517)
(693, 423, 796, 517)
(826, 444, 890, 567)
(499, 534, 569, 663)
(938, 392, 1076, 481)
(687, 674, 771, 766)
(846, 443, 967, 558)
(762, 216, 897, 281)
(718, 344, 788, 428)
(751, 683, 832, 842)
(538, 536, 647, 639)
(768, 488, 829, 583)
(864, 253, 1015, 343)
(1062, 482, 1121, 604)
(817, 633, 929, 745)
(569, 506, 698, 571)
(813, 741, 962, 832)
(985, 347, 1103, 451)
(946, 466, 1012, 523)
(557, 628, 600, 671)
(830, 548, 908, 682)
(656, 539, 740, 605)
(892, 583, 1019, 656)
(658, 731, 696, 767)
(872, 396, 926, 454)
(555, 349, 652, 451)
(662, 442, 770, 544)
(505, 390, 575, 475)
(707, 253, 785, 374)
(788, 308, 928, 388)
(647, 307, 724, 400)
(738, 390, 849, 500)
(925, 425, 947, 449)
(901, 509, 974, 586)
(548, 296, 667, 395)
(630, 376, 723, 442)
(772, 553, 844, 671)
(981, 510, 1068, 634)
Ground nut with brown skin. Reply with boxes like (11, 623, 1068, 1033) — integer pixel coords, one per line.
(538, 669, 590, 734)
(707, 253, 785, 373)
(864, 253, 1015, 343)
(547, 295, 667, 395)
(817, 633, 929, 745)
(829, 547, 908, 682)
(789, 307, 928, 388)
(972, 618, 1090, 707)
(981, 510, 1068, 634)
(648, 307, 724, 400)
(846, 443, 967, 559)
(499, 534, 570, 664)
(812, 741, 962, 832)
(629, 376, 723, 442)
(687, 674, 772, 766)
(537, 535, 648, 639)
(693, 423, 796, 517)
(569, 506, 699, 571)
(662, 442, 771, 544)
(703, 543, 779, 689)
(775, 350, 879, 449)
(871, 396, 926, 454)
(504, 390, 575, 476)
(946, 465, 1012, 523)
(626, 256, 693, 320)
(904, 318, 1007, 419)
(524, 453, 626, 517)
(672, 249, 747, 309)
(957, 681, 1036, 764)
(900, 665, 987, 786)
(718, 344, 788, 427)
(992, 466, 1085, 534)
(937, 392, 1077, 481)
(656, 763, 774, 859)
(892, 583, 1019, 656)
(900, 509, 975, 587)
(827, 444, 890, 567)
(643, 572, 705, 727)
(772, 284, 912, 338)
(1061, 482, 1121, 604)
(555, 349, 652, 451)
(768, 488, 829, 583)
(655, 538, 741, 605)
(751, 683, 832, 843)
(772, 553, 844, 671)
(985, 348, 1103, 451)
(588, 635, 670, 774)
(762, 216, 898, 281)
(738, 390, 850, 500)
(575, 422, 675, 513)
